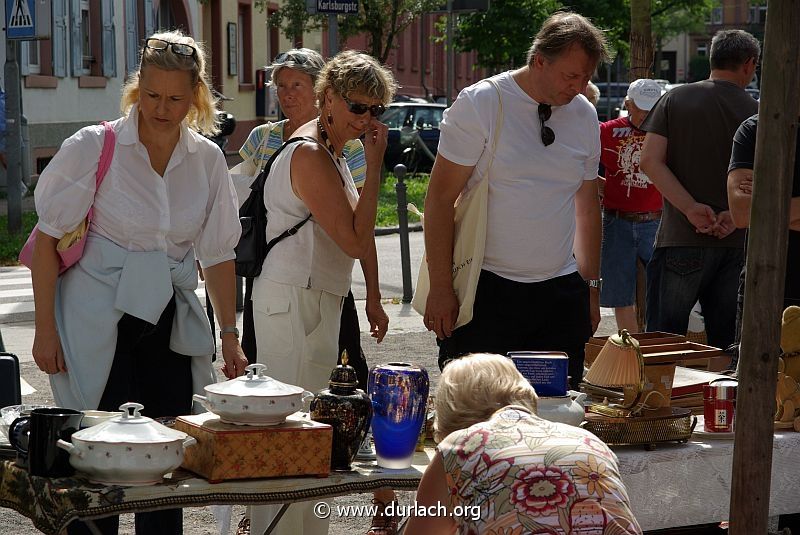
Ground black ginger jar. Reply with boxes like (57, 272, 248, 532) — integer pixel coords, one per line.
(310, 351, 372, 471)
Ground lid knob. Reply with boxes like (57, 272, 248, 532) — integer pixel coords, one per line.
(328, 350, 358, 391)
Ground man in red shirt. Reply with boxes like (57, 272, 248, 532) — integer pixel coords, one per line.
(599, 79, 664, 332)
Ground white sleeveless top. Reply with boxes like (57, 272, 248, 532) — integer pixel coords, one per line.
(258, 140, 359, 297)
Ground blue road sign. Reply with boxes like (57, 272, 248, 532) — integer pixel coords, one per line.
(5, 0, 36, 40)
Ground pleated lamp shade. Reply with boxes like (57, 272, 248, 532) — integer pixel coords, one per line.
(584, 331, 643, 388)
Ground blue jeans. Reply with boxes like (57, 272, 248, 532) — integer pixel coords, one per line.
(600, 214, 659, 307)
(646, 246, 743, 350)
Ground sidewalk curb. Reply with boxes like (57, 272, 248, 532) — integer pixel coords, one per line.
(375, 224, 423, 236)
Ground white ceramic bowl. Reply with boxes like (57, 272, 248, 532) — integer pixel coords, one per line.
(193, 363, 313, 426)
(80, 410, 123, 428)
(57, 402, 196, 486)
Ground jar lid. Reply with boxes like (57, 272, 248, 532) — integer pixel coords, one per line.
(328, 350, 358, 390)
(71, 403, 190, 444)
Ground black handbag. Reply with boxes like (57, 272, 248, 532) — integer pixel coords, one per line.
(234, 136, 314, 278)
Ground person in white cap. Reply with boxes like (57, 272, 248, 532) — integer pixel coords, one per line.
(597, 78, 664, 332)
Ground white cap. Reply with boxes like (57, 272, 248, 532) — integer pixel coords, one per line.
(627, 79, 664, 111)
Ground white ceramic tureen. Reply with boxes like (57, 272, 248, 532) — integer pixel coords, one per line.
(193, 363, 313, 426)
(56, 402, 196, 486)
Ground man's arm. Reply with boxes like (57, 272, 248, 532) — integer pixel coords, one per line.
(728, 168, 800, 230)
(641, 133, 717, 233)
(423, 155, 475, 340)
(574, 178, 601, 334)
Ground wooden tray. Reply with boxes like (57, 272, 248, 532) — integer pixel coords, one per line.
(585, 332, 723, 367)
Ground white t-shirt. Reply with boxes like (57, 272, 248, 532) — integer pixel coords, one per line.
(438, 71, 600, 283)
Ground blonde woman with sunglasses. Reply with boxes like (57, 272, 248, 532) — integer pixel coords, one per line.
(31, 30, 246, 534)
(245, 50, 396, 535)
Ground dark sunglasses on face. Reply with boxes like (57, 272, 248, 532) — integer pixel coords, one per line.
(538, 103, 555, 147)
(145, 38, 197, 60)
(274, 51, 309, 65)
(343, 96, 385, 118)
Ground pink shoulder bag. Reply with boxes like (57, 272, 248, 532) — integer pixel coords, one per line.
(18, 121, 116, 274)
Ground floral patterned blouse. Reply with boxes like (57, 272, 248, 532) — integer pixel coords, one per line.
(437, 406, 642, 534)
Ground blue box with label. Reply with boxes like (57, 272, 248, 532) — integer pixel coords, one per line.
(508, 351, 569, 397)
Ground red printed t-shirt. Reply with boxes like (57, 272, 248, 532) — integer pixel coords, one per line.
(599, 116, 662, 212)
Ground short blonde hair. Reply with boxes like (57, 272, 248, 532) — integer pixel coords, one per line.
(315, 50, 398, 108)
(120, 30, 219, 135)
(434, 353, 538, 442)
(584, 81, 600, 106)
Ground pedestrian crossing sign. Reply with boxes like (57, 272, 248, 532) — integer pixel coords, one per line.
(5, 0, 43, 40)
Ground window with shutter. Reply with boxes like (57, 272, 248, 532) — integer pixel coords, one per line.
(124, 0, 138, 75)
(101, 0, 116, 77)
(53, 0, 68, 77)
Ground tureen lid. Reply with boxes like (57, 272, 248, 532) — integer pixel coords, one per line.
(71, 403, 190, 444)
(204, 363, 305, 397)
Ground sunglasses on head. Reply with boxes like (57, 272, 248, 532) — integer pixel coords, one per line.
(274, 51, 309, 65)
(538, 103, 555, 147)
(145, 38, 197, 60)
(343, 96, 385, 118)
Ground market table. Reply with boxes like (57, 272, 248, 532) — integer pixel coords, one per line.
(0, 448, 434, 535)
(5, 428, 800, 534)
(615, 424, 800, 532)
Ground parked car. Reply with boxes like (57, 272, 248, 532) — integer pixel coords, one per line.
(593, 82, 630, 122)
(382, 102, 446, 173)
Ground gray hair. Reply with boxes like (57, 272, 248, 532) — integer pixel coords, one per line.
(526, 11, 610, 68)
(709, 30, 760, 71)
(270, 48, 326, 86)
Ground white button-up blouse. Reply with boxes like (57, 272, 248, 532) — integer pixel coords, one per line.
(34, 106, 241, 268)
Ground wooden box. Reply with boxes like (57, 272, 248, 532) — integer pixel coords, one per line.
(585, 332, 724, 369)
(174, 412, 332, 483)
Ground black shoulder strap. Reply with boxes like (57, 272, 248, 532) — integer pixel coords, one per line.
(258, 135, 316, 256)
(250, 135, 317, 192)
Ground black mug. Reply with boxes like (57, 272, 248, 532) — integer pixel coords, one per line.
(9, 408, 83, 477)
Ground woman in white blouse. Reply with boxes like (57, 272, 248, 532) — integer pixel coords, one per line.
(30, 30, 247, 535)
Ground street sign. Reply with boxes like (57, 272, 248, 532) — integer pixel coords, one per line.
(316, 0, 358, 15)
(5, 0, 51, 40)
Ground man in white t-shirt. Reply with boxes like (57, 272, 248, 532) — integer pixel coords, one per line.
(423, 12, 608, 388)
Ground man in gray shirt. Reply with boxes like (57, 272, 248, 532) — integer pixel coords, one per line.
(640, 29, 760, 350)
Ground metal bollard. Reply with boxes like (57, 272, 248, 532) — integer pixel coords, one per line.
(394, 164, 413, 303)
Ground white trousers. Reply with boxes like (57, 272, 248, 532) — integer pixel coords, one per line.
(250, 278, 343, 535)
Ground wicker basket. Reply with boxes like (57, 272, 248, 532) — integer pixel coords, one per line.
(582, 408, 696, 450)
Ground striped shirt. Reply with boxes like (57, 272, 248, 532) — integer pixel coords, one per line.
(239, 119, 367, 188)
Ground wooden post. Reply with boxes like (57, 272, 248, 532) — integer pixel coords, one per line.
(729, 2, 800, 534)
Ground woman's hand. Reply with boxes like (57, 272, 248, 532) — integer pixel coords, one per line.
(366, 299, 389, 343)
(32, 328, 67, 375)
(220, 337, 249, 379)
(362, 117, 389, 171)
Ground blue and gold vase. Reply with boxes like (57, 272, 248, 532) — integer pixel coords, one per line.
(368, 362, 429, 469)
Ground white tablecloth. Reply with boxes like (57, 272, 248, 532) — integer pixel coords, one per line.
(615, 417, 800, 531)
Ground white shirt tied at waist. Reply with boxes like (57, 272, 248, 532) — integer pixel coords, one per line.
(51, 235, 216, 411)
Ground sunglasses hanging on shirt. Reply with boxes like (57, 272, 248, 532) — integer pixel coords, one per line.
(538, 103, 556, 147)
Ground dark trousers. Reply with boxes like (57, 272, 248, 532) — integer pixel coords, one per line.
(438, 270, 592, 391)
(242, 279, 369, 389)
(67, 297, 193, 535)
(646, 246, 743, 351)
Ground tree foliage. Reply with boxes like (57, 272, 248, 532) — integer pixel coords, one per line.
(452, 0, 715, 72)
(259, 0, 442, 63)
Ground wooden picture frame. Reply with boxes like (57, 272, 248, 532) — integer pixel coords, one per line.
(227, 22, 238, 76)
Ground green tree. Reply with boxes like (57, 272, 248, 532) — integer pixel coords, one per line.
(261, 0, 441, 63)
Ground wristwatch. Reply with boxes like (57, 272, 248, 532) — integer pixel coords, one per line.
(585, 278, 603, 290)
(219, 326, 240, 339)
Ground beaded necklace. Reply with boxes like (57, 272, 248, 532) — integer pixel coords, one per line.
(317, 118, 337, 157)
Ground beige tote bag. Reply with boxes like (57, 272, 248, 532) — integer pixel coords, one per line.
(412, 78, 504, 329)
